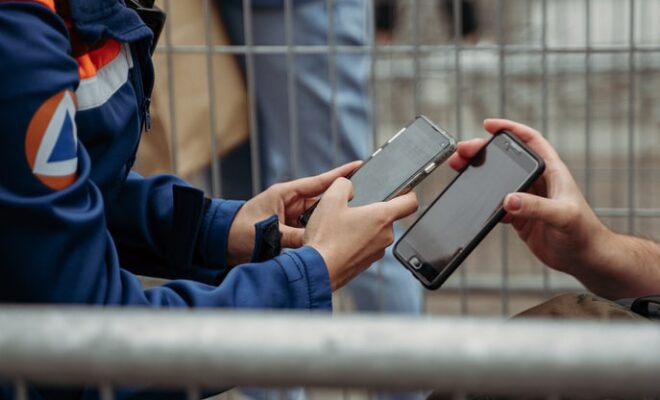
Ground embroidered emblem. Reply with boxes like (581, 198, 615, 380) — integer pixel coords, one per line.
(24, 90, 78, 190)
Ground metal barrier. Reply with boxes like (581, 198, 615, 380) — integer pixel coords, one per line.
(1, 307, 659, 398)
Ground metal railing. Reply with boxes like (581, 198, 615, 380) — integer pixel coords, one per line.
(1, 308, 659, 399)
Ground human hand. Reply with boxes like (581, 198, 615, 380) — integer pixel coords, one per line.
(303, 178, 418, 291)
(226, 161, 361, 266)
(447, 119, 612, 277)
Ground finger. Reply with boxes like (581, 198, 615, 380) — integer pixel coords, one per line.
(382, 190, 419, 221)
(503, 192, 574, 231)
(280, 225, 305, 248)
(284, 161, 362, 198)
(319, 177, 353, 208)
(483, 118, 542, 140)
(448, 139, 488, 171)
(483, 118, 560, 163)
(457, 138, 488, 158)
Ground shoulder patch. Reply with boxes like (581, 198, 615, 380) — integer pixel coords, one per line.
(24, 90, 78, 191)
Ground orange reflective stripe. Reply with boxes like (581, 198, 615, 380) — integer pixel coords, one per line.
(0, 0, 56, 11)
(77, 54, 96, 80)
(33, 0, 54, 10)
(76, 39, 122, 80)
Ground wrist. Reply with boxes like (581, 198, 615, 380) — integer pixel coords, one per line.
(572, 221, 615, 276)
(306, 243, 340, 291)
(227, 207, 255, 266)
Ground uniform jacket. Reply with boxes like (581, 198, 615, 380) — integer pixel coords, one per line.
(0, 0, 332, 387)
(0, 1, 332, 397)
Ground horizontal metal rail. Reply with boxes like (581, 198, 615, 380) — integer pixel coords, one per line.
(155, 44, 660, 55)
(0, 308, 659, 397)
(442, 273, 583, 294)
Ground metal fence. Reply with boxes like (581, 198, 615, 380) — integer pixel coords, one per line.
(2, 1, 660, 399)
(144, 0, 660, 317)
(1, 308, 660, 399)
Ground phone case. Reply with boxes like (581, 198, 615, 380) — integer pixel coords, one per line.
(298, 115, 456, 226)
(394, 130, 545, 290)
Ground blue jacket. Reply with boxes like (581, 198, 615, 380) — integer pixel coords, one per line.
(0, 0, 332, 398)
(0, 0, 331, 396)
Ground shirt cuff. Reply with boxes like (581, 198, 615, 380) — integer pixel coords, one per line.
(278, 246, 333, 311)
(198, 198, 245, 268)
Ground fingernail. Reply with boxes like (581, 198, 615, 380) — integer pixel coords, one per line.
(506, 194, 522, 211)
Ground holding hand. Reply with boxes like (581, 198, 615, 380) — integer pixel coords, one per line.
(226, 160, 418, 292)
(449, 119, 660, 299)
(227, 161, 361, 266)
(448, 119, 609, 281)
(304, 178, 418, 291)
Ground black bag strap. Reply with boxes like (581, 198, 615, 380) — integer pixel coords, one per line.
(630, 295, 660, 319)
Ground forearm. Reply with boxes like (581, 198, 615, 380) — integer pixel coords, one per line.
(575, 229, 660, 299)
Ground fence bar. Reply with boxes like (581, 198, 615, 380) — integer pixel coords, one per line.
(627, 0, 637, 233)
(540, 0, 550, 297)
(186, 386, 200, 400)
(242, 0, 262, 194)
(453, 0, 468, 315)
(585, 0, 592, 203)
(14, 380, 27, 400)
(284, 0, 300, 179)
(496, 0, 510, 316)
(412, 0, 420, 114)
(368, 0, 378, 153)
(99, 383, 114, 400)
(163, 0, 178, 174)
(203, 0, 222, 198)
(442, 273, 583, 294)
(0, 309, 659, 396)
(327, 0, 339, 167)
(153, 44, 660, 56)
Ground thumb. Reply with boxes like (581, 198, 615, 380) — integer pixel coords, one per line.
(280, 224, 304, 249)
(320, 177, 353, 207)
(503, 192, 573, 230)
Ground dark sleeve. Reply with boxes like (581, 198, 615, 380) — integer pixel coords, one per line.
(0, 0, 332, 311)
(107, 171, 246, 284)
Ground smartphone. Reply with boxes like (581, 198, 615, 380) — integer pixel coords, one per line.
(299, 115, 456, 226)
(394, 131, 545, 290)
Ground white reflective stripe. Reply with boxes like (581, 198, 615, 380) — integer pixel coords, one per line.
(33, 92, 78, 176)
(76, 44, 133, 111)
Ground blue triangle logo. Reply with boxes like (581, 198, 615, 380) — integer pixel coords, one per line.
(48, 113, 76, 162)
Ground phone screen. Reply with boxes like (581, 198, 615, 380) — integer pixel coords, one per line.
(396, 133, 543, 286)
(348, 117, 453, 207)
(299, 116, 455, 226)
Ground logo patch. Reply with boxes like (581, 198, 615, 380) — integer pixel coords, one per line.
(25, 90, 78, 190)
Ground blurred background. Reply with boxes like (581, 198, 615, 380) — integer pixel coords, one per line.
(135, 0, 660, 320)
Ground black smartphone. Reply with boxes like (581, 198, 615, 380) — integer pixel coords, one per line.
(394, 130, 545, 290)
(299, 115, 456, 226)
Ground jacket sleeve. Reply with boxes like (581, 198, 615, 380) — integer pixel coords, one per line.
(0, 1, 332, 311)
(107, 171, 247, 284)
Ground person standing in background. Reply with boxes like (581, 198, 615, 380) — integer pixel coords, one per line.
(217, 0, 423, 312)
(217, 1, 423, 398)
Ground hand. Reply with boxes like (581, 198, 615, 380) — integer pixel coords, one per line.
(447, 119, 611, 278)
(303, 178, 418, 291)
(226, 161, 361, 266)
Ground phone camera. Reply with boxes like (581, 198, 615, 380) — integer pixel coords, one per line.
(409, 256, 423, 270)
